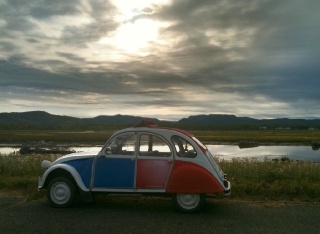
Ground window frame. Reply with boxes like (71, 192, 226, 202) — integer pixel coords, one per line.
(103, 131, 137, 157)
(138, 132, 173, 157)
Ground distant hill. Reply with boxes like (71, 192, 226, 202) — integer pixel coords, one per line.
(0, 111, 159, 124)
(177, 114, 320, 129)
(0, 111, 79, 123)
(0, 111, 319, 130)
(83, 114, 159, 124)
(178, 114, 258, 125)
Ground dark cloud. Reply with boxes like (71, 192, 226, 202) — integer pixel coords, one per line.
(56, 52, 86, 62)
(153, 0, 320, 101)
(0, 0, 319, 119)
(31, 0, 80, 19)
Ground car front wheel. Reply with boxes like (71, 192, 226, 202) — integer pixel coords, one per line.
(47, 177, 77, 208)
(173, 193, 205, 213)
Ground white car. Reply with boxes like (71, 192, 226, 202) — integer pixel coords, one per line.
(38, 123, 231, 212)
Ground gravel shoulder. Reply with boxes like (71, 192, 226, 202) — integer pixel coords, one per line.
(1, 193, 320, 234)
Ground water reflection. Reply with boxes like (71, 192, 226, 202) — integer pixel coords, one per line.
(207, 145, 320, 162)
(0, 146, 101, 155)
(71, 146, 101, 153)
(0, 147, 19, 155)
(1, 145, 319, 162)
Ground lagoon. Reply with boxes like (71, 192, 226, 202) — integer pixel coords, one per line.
(207, 145, 320, 162)
(0, 145, 319, 162)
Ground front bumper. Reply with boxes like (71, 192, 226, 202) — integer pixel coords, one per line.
(38, 176, 44, 190)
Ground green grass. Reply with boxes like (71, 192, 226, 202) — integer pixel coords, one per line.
(1, 130, 319, 145)
(0, 154, 60, 197)
(219, 158, 320, 201)
(192, 130, 320, 144)
(1, 153, 320, 202)
(0, 130, 114, 145)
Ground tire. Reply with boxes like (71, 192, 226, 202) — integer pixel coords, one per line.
(47, 177, 77, 208)
(173, 194, 205, 213)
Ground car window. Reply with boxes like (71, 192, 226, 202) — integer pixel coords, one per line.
(139, 134, 171, 157)
(171, 135, 197, 158)
(105, 132, 136, 155)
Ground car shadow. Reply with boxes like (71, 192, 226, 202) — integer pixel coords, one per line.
(65, 194, 233, 215)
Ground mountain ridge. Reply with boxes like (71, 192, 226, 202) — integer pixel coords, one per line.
(0, 111, 319, 130)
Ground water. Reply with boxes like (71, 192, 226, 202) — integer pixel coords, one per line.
(0, 146, 101, 155)
(0, 145, 319, 162)
(70, 146, 102, 153)
(0, 147, 20, 155)
(207, 145, 320, 162)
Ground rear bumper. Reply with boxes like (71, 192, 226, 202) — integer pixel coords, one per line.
(224, 180, 231, 196)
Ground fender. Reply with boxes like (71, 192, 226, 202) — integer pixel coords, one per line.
(166, 161, 224, 194)
(38, 164, 90, 192)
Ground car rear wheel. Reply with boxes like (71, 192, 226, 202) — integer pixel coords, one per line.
(47, 177, 76, 208)
(173, 193, 205, 213)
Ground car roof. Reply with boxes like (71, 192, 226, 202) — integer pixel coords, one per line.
(112, 120, 194, 138)
(116, 126, 194, 138)
(112, 121, 207, 152)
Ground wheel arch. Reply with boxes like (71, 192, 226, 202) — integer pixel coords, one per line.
(44, 169, 76, 188)
(41, 164, 90, 192)
(166, 161, 225, 194)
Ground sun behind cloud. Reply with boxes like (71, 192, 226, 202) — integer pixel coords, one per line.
(97, 0, 171, 56)
(98, 19, 163, 56)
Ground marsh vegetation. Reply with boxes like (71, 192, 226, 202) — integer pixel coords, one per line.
(1, 153, 319, 202)
(1, 130, 320, 145)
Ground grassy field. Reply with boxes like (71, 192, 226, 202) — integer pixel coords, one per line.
(219, 159, 320, 201)
(0, 154, 320, 202)
(1, 129, 320, 145)
(192, 130, 320, 144)
(0, 130, 114, 145)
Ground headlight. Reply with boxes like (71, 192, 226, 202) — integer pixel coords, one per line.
(41, 160, 52, 169)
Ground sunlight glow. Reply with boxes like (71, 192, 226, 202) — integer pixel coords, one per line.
(98, 19, 161, 55)
(111, 0, 171, 21)
(97, 0, 171, 55)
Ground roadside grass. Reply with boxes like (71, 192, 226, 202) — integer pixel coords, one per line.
(0, 154, 60, 200)
(1, 153, 320, 202)
(219, 159, 320, 201)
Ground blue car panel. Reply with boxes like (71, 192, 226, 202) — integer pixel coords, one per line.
(64, 158, 94, 188)
(93, 157, 135, 188)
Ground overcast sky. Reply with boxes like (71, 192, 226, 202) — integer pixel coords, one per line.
(1, 0, 319, 120)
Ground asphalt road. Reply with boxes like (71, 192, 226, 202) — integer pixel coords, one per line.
(1, 194, 320, 234)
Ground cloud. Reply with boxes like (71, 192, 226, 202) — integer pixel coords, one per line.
(0, 0, 319, 119)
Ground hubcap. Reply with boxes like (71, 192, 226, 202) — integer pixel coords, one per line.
(177, 194, 200, 209)
(50, 182, 71, 204)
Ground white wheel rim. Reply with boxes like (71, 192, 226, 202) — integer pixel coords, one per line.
(176, 194, 200, 210)
(50, 182, 71, 205)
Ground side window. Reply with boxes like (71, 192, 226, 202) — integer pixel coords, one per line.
(171, 135, 197, 158)
(105, 132, 136, 155)
(139, 134, 171, 157)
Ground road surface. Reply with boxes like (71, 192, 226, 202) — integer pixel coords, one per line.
(1, 194, 319, 234)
